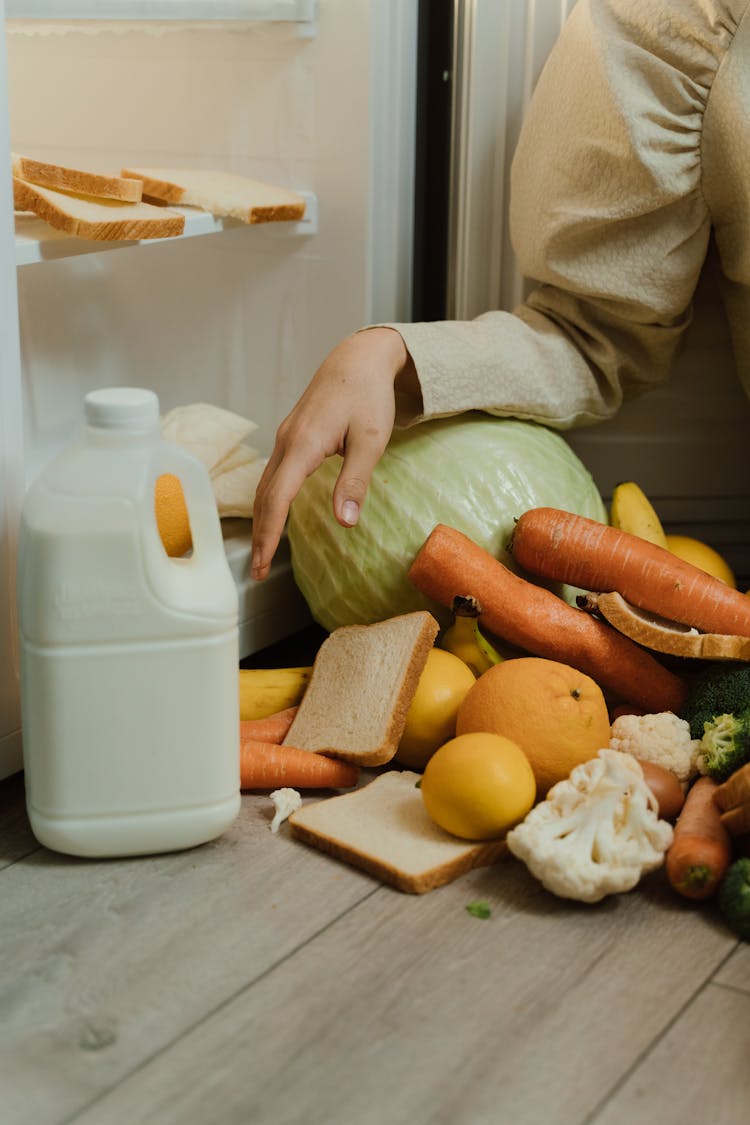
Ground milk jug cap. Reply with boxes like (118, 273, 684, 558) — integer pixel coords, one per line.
(84, 387, 160, 432)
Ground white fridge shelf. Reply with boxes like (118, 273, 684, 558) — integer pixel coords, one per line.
(5, 0, 317, 22)
(221, 521, 311, 658)
(14, 190, 317, 266)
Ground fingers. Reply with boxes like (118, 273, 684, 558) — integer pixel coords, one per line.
(331, 426, 391, 530)
(252, 418, 389, 581)
(251, 330, 405, 580)
(251, 442, 314, 581)
(250, 458, 289, 582)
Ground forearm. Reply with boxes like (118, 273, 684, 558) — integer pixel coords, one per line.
(383, 291, 689, 432)
(380, 0, 717, 433)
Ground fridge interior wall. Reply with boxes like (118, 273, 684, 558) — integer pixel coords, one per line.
(8, 7, 414, 475)
(0, 1, 418, 777)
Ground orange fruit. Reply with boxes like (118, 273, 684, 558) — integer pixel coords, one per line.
(420, 732, 536, 840)
(154, 473, 193, 557)
(456, 657, 610, 796)
(665, 534, 736, 588)
(395, 648, 476, 770)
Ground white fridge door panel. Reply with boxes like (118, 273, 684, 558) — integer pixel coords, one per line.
(2, 1, 418, 778)
(0, 5, 24, 776)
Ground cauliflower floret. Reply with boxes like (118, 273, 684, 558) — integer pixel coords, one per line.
(609, 711, 700, 785)
(269, 787, 302, 833)
(506, 749, 673, 904)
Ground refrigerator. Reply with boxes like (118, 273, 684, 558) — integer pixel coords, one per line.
(1, 0, 749, 782)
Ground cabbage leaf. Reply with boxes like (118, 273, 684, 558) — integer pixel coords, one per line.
(288, 413, 606, 632)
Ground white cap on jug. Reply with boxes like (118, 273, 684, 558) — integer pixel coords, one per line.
(84, 387, 160, 431)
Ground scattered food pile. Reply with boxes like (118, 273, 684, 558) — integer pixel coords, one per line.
(238, 481, 750, 943)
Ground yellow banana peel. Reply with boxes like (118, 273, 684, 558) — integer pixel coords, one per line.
(440, 595, 505, 678)
(609, 481, 668, 548)
(238, 666, 312, 721)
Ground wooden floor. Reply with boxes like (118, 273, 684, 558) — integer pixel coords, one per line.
(2, 762, 749, 1125)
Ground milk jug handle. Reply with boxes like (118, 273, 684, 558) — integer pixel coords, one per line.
(149, 444, 225, 560)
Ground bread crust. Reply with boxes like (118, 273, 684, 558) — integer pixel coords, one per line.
(122, 170, 187, 206)
(13, 178, 185, 241)
(12, 153, 143, 203)
(122, 167, 306, 223)
(283, 611, 440, 767)
(289, 818, 507, 894)
(579, 591, 750, 661)
(289, 770, 508, 894)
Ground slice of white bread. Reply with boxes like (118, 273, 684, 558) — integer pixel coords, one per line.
(121, 167, 306, 224)
(289, 770, 508, 894)
(578, 591, 750, 661)
(283, 611, 440, 767)
(13, 178, 185, 241)
(12, 152, 143, 203)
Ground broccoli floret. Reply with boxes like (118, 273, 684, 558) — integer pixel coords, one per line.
(719, 858, 750, 940)
(697, 710, 750, 782)
(681, 664, 750, 739)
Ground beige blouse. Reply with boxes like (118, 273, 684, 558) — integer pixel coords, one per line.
(387, 0, 750, 432)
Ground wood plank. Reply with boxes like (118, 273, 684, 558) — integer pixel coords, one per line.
(714, 943, 750, 992)
(0, 792, 378, 1125)
(67, 860, 735, 1125)
(589, 983, 750, 1125)
(0, 773, 39, 870)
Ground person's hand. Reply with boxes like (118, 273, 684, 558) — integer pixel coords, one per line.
(251, 327, 417, 581)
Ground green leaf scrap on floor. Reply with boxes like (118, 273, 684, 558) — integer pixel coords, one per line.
(465, 899, 491, 919)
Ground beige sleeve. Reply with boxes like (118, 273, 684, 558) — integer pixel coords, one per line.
(384, 0, 744, 431)
(701, 2, 750, 401)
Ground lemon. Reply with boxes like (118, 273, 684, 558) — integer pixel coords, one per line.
(395, 648, 476, 770)
(420, 732, 536, 841)
(154, 473, 193, 557)
(665, 534, 736, 588)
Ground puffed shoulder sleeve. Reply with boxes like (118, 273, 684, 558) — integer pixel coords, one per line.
(383, 0, 743, 430)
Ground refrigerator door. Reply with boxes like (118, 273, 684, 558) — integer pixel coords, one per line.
(0, 0, 419, 778)
(0, 3, 24, 779)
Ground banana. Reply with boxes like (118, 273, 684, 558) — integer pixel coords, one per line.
(440, 595, 504, 678)
(609, 481, 668, 548)
(475, 621, 508, 668)
(238, 666, 312, 721)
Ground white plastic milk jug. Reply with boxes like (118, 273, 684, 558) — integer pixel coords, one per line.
(17, 387, 241, 857)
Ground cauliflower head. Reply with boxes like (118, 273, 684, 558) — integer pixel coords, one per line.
(506, 749, 673, 904)
(609, 711, 699, 785)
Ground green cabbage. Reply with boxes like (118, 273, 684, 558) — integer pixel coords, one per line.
(288, 413, 606, 632)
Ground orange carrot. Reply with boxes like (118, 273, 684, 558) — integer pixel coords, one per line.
(511, 507, 750, 638)
(666, 776, 732, 900)
(239, 706, 299, 745)
(408, 523, 687, 715)
(240, 736, 359, 790)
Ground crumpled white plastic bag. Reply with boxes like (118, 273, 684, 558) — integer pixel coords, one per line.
(161, 402, 268, 519)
